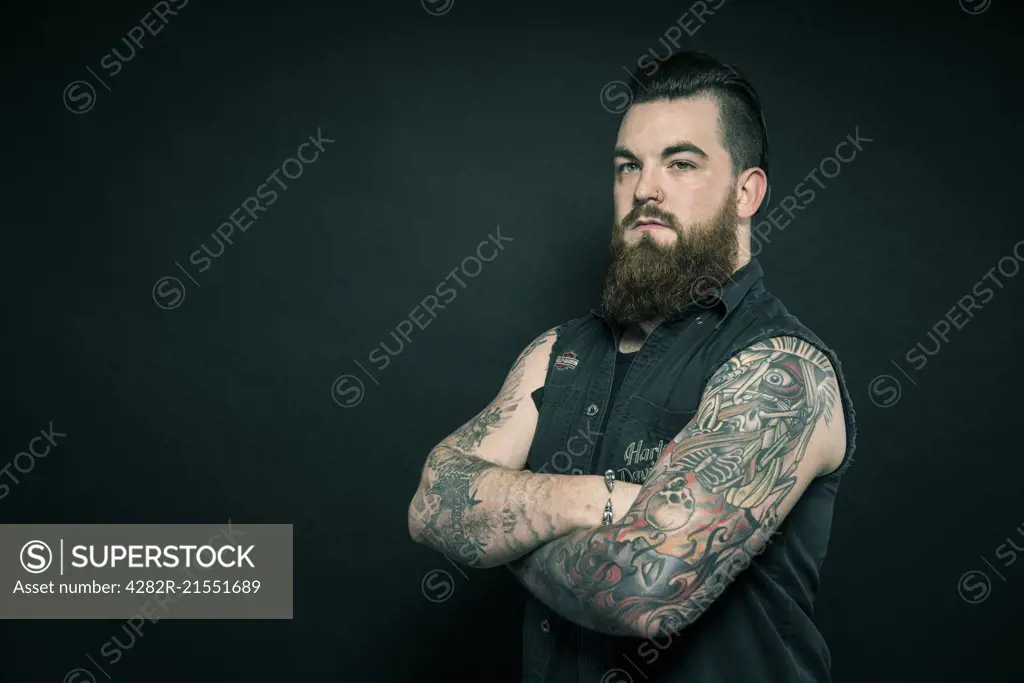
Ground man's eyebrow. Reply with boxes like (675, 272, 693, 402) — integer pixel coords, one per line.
(612, 142, 710, 162)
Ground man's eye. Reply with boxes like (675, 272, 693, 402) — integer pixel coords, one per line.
(671, 161, 695, 170)
(617, 162, 639, 173)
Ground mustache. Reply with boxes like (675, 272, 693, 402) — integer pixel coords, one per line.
(621, 206, 678, 230)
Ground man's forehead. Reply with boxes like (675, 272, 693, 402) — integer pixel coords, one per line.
(616, 96, 722, 154)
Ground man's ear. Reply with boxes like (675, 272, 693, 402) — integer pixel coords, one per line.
(735, 168, 768, 220)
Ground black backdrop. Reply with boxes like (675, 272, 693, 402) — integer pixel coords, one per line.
(2, 0, 1022, 681)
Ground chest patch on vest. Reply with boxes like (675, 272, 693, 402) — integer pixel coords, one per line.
(553, 351, 579, 370)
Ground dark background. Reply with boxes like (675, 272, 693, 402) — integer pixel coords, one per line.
(2, 0, 1022, 681)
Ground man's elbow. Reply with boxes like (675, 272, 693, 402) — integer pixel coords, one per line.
(407, 511, 420, 543)
(406, 496, 491, 567)
(600, 583, 704, 638)
(587, 613, 651, 639)
(577, 595, 668, 639)
(614, 610, 661, 640)
(631, 604, 703, 640)
(407, 493, 428, 543)
(607, 619, 651, 639)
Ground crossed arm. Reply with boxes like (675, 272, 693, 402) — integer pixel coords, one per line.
(407, 327, 641, 568)
(408, 333, 846, 638)
(505, 336, 847, 639)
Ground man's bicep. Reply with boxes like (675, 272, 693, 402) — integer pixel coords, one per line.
(610, 337, 847, 635)
(435, 326, 559, 470)
(634, 336, 846, 535)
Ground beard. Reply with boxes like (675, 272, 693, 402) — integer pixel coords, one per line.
(600, 189, 739, 326)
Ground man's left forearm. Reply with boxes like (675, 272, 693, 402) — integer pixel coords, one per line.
(506, 524, 643, 637)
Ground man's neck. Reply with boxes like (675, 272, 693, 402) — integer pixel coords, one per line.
(619, 317, 663, 353)
(637, 318, 663, 336)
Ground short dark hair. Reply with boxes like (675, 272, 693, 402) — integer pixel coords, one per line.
(627, 51, 769, 183)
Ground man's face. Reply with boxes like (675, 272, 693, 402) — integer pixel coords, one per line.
(601, 96, 740, 325)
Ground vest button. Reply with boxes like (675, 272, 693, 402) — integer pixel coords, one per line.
(540, 619, 551, 633)
(696, 316, 704, 325)
(571, 468, 583, 475)
(586, 404, 599, 416)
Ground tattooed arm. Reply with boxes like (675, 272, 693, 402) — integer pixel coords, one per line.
(507, 337, 847, 637)
(408, 327, 641, 569)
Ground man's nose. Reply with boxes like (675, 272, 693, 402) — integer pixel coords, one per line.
(633, 170, 664, 204)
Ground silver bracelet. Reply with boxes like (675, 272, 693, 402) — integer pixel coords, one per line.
(602, 469, 615, 525)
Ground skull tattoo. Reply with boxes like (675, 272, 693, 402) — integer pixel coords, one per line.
(644, 476, 696, 531)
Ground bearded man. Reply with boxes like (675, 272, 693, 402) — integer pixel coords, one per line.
(408, 50, 857, 683)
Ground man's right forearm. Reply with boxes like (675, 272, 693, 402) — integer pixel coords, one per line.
(408, 444, 608, 568)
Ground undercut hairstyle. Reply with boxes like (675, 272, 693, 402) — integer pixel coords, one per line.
(627, 51, 769, 184)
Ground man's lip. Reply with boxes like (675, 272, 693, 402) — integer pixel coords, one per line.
(633, 220, 667, 229)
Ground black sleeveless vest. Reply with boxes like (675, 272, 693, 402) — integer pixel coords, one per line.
(520, 258, 858, 683)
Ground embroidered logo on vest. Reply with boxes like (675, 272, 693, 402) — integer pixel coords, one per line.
(617, 438, 665, 483)
(554, 351, 579, 370)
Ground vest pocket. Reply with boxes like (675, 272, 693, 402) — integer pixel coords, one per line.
(526, 384, 582, 473)
(623, 395, 696, 441)
(608, 397, 697, 483)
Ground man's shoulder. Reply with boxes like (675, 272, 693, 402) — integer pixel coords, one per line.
(730, 288, 857, 477)
(552, 313, 602, 337)
(737, 282, 797, 325)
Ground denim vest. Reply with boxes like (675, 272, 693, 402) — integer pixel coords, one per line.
(521, 258, 858, 683)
